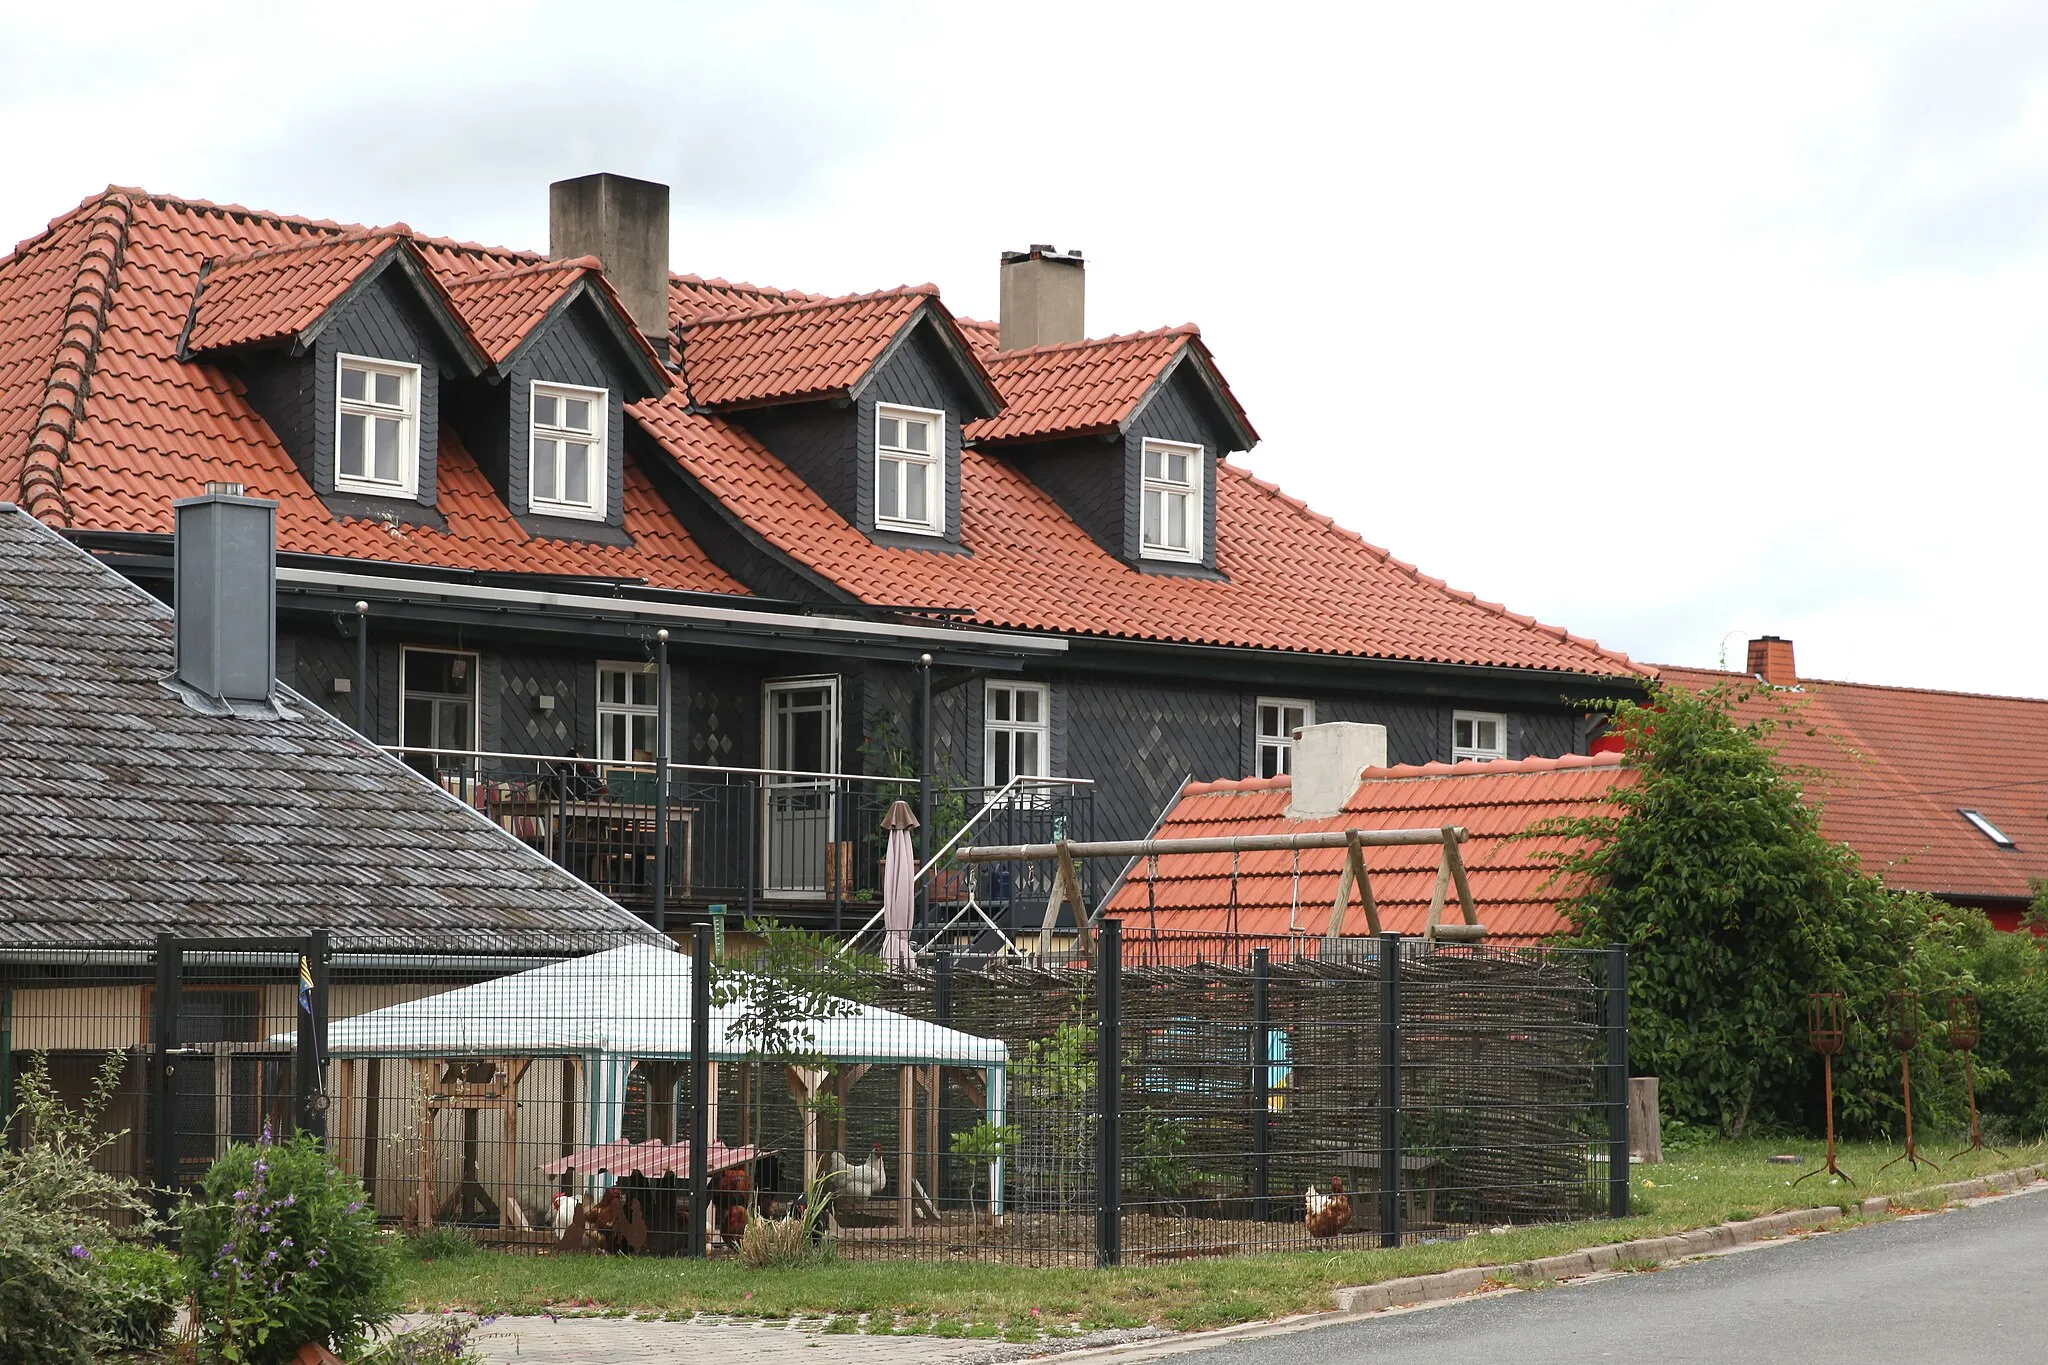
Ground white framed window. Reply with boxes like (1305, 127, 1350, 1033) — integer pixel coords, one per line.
(985, 681, 1050, 788)
(529, 382, 607, 519)
(1141, 438, 1203, 561)
(399, 647, 478, 776)
(1257, 698, 1313, 779)
(336, 355, 420, 496)
(1452, 710, 1508, 763)
(597, 661, 661, 763)
(875, 404, 944, 535)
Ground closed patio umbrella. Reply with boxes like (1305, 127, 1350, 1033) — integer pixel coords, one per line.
(880, 799, 920, 967)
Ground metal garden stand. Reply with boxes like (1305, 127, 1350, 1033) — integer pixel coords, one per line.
(1877, 990, 1939, 1176)
(1795, 992, 1853, 1187)
(1948, 995, 2001, 1160)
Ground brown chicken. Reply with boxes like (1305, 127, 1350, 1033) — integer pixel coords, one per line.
(1304, 1177, 1352, 1238)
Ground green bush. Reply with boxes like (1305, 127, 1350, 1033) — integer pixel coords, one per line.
(92, 1242, 183, 1351)
(180, 1130, 398, 1364)
(404, 1225, 483, 1262)
(0, 1053, 162, 1365)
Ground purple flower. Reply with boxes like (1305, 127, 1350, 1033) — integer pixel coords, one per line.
(66, 1244, 88, 1260)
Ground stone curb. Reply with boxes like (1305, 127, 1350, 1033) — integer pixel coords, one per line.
(1329, 1162, 2047, 1316)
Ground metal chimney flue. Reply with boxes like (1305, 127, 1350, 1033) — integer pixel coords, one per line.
(172, 487, 280, 715)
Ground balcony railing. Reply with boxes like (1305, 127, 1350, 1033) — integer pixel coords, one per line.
(383, 748, 1095, 936)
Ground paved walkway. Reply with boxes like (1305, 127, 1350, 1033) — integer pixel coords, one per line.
(399, 1315, 1025, 1365)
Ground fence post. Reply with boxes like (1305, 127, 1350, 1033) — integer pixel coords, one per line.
(151, 934, 183, 1228)
(743, 776, 758, 921)
(934, 949, 954, 1211)
(1251, 946, 1271, 1221)
(652, 629, 671, 935)
(1095, 918, 1123, 1267)
(1378, 930, 1402, 1249)
(296, 930, 330, 1140)
(1607, 943, 1630, 1219)
(690, 922, 713, 1257)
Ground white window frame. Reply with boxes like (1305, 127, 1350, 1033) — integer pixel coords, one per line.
(399, 646, 480, 774)
(528, 381, 608, 520)
(1452, 710, 1509, 763)
(596, 660, 663, 764)
(335, 354, 421, 497)
(1960, 809, 2017, 849)
(874, 403, 945, 536)
(985, 681, 1051, 790)
(1256, 697, 1313, 779)
(1140, 438, 1204, 562)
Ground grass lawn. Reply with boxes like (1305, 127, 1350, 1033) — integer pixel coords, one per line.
(397, 1140, 2044, 1334)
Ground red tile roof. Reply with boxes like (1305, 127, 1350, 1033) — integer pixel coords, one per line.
(0, 189, 742, 592)
(184, 229, 413, 354)
(441, 256, 596, 364)
(964, 326, 1255, 446)
(637, 397, 1637, 672)
(1659, 664, 2048, 904)
(676, 287, 968, 410)
(1101, 753, 1630, 942)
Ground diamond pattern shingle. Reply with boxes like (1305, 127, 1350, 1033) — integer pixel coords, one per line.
(1101, 753, 1631, 942)
(0, 503, 652, 947)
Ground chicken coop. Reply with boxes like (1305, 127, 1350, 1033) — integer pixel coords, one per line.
(309, 941, 1011, 1248)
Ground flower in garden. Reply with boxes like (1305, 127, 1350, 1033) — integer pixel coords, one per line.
(66, 1244, 89, 1259)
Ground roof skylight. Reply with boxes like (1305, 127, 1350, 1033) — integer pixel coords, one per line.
(1959, 809, 2016, 849)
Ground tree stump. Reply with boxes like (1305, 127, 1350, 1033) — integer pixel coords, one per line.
(1629, 1077, 1663, 1164)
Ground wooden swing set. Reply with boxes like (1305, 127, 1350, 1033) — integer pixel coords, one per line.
(952, 825, 1484, 959)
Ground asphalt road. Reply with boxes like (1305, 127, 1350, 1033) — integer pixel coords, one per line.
(1181, 1189, 2048, 1365)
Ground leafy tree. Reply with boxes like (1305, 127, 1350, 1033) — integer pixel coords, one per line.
(712, 920, 883, 1137)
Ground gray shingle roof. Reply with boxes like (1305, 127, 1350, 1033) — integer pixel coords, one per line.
(0, 504, 652, 948)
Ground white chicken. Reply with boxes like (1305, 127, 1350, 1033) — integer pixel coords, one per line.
(824, 1144, 887, 1202)
(550, 1192, 579, 1240)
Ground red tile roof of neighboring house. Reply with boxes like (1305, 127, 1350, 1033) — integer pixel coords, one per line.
(964, 326, 1256, 446)
(1100, 752, 1630, 943)
(676, 287, 946, 409)
(1659, 663, 2048, 906)
(183, 229, 413, 354)
(441, 256, 596, 364)
(0, 189, 742, 592)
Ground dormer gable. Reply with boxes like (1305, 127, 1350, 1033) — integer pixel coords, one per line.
(439, 258, 669, 536)
(967, 327, 1256, 573)
(678, 289, 998, 548)
(185, 231, 488, 517)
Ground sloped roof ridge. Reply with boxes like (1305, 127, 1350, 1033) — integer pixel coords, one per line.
(670, 271, 826, 302)
(981, 323, 1200, 362)
(1225, 463, 1642, 674)
(1182, 750, 1623, 798)
(1658, 659, 2048, 709)
(444, 254, 603, 283)
(677, 283, 941, 330)
(203, 225, 414, 268)
(18, 189, 134, 526)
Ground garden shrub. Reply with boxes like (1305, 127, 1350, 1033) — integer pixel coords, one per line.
(93, 1242, 184, 1350)
(405, 1225, 483, 1262)
(180, 1129, 398, 1364)
(0, 1052, 162, 1365)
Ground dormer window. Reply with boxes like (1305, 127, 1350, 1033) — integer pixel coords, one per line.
(1141, 439, 1202, 561)
(336, 356, 420, 496)
(529, 382, 607, 519)
(876, 404, 943, 535)
(1453, 710, 1508, 763)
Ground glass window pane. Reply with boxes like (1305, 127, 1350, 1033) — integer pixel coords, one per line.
(631, 714, 656, 760)
(991, 688, 1010, 722)
(1167, 452, 1188, 484)
(879, 417, 900, 449)
(1016, 688, 1040, 724)
(533, 439, 559, 501)
(631, 672, 653, 707)
(904, 419, 928, 453)
(340, 366, 367, 402)
(1258, 746, 1280, 780)
(1015, 731, 1040, 777)
(1143, 488, 1161, 541)
(564, 442, 589, 502)
(374, 371, 402, 407)
(878, 459, 900, 519)
(535, 394, 557, 427)
(904, 461, 928, 522)
(1259, 705, 1279, 737)
(1144, 448, 1161, 480)
(339, 413, 366, 477)
(1455, 719, 1473, 749)
(600, 670, 623, 705)
(1167, 492, 1187, 547)
(1479, 720, 1499, 750)
(373, 418, 401, 483)
(565, 398, 590, 431)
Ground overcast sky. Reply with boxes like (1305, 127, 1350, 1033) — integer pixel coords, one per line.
(3, 1, 2043, 695)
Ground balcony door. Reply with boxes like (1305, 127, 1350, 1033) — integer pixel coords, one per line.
(400, 648, 479, 779)
(762, 676, 839, 896)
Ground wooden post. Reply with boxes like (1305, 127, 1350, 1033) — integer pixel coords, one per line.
(1423, 842, 1454, 935)
(923, 1065, 940, 1216)
(362, 1059, 382, 1211)
(1629, 1077, 1663, 1164)
(336, 1059, 356, 1174)
(414, 1060, 435, 1231)
(1325, 831, 1382, 939)
(897, 1065, 915, 1231)
(787, 1066, 823, 1187)
(1442, 831, 1477, 925)
(501, 1063, 522, 1231)
(1037, 841, 1091, 960)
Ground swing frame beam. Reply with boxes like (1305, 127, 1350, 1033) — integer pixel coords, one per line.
(953, 826, 1481, 960)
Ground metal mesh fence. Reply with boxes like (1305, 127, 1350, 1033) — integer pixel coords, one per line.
(1, 924, 1622, 1266)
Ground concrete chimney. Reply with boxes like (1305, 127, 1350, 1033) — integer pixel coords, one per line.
(1288, 722, 1388, 820)
(550, 173, 671, 355)
(1746, 635, 1796, 687)
(998, 245, 1085, 350)
(172, 484, 278, 712)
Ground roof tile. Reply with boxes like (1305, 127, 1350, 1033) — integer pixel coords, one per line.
(676, 287, 938, 408)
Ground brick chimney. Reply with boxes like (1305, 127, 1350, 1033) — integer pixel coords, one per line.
(998, 245, 1085, 350)
(550, 173, 671, 356)
(1746, 635, 1797, 687)
(1288, 722, 1389, 820)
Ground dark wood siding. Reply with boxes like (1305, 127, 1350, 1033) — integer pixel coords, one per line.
(860, 322, 967, 547)
(311, 271, 447, 508)
(1121, 362, 1229, 571)
(734, 403, 858, 526)
(1004, 434, 1124, 558)
(500, 301, 634, 531)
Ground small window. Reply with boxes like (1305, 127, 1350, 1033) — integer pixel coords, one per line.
(530, 382, 607, 518)
(1452, 710, 1507, 763)
(1257, 698, 1313, 779)
(336, 356, 420, 496)
(399, 647, 478, 776)
(1960, 809, 2017, 849)
(597, 661, 661, 763)
(986, 681, 1050, 788)
(875, 404, 943, 534)
(1141, 439, 1203, 561)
